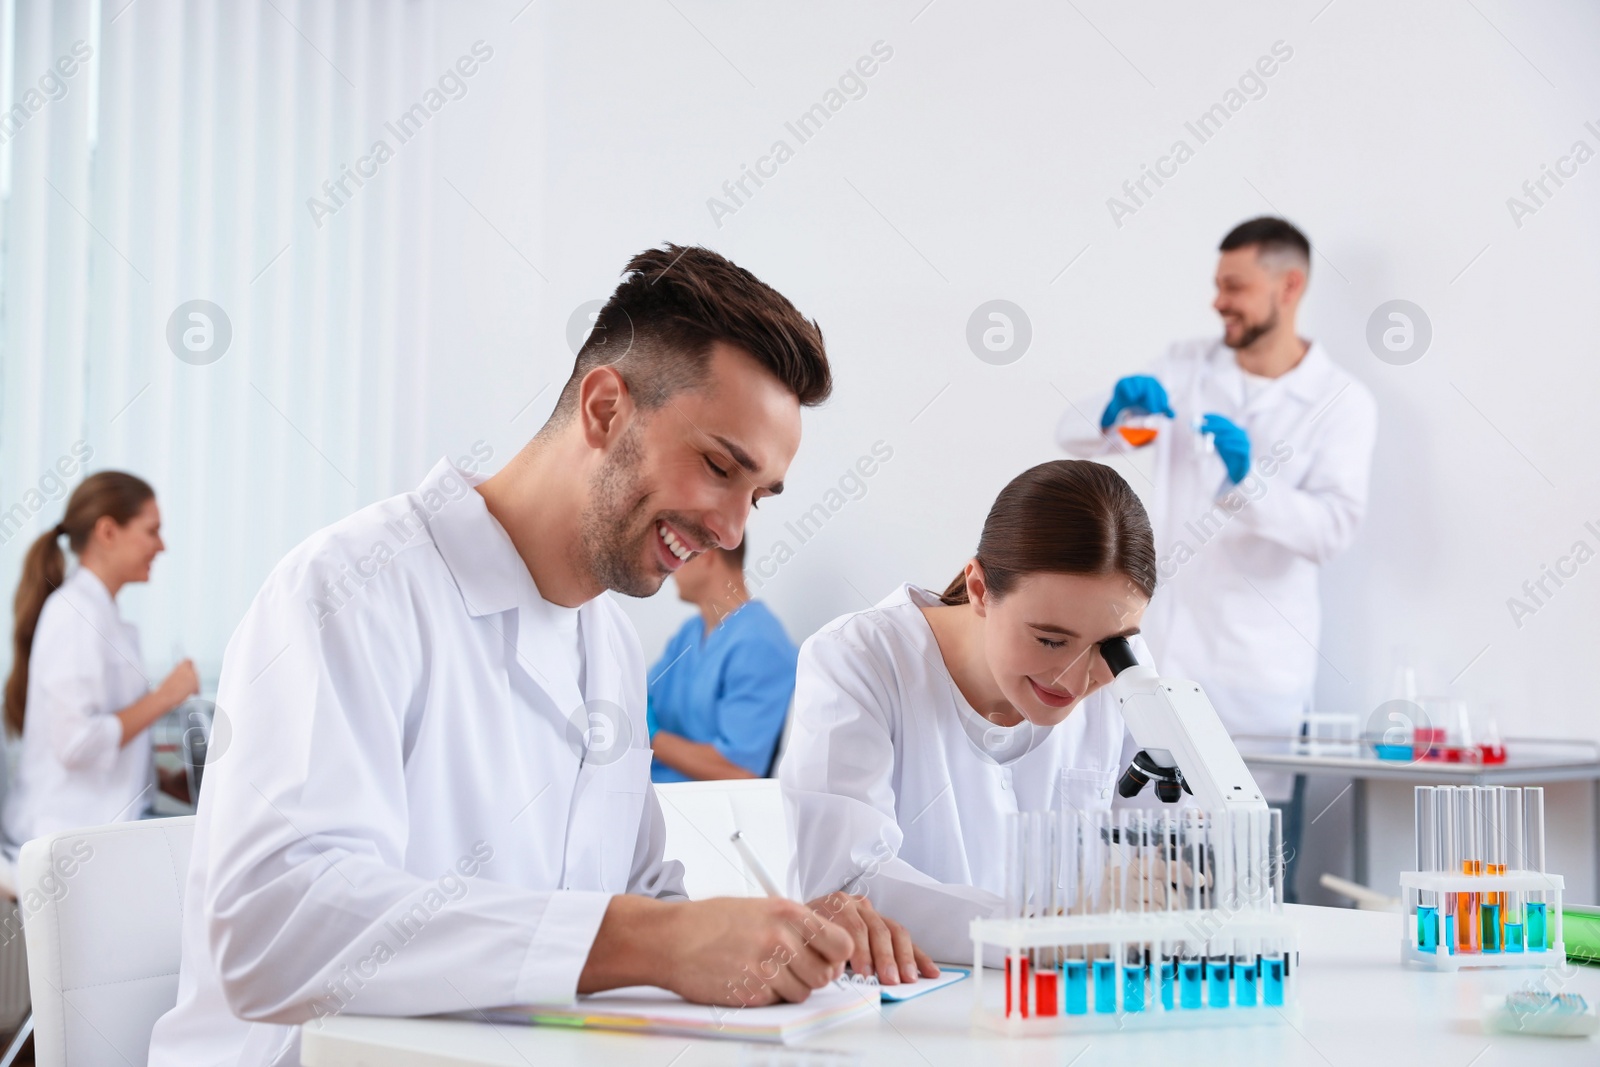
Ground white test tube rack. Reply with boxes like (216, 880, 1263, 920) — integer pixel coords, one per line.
(970, 910, 1300, 1035)
(972, 807, 1300, 1036)
(1401, 784, 1565, 971)
(1398, 869, 1565, 971)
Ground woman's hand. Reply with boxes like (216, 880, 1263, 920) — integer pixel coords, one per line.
(804, 892, 939, 985)
(159, 659, 200, 708)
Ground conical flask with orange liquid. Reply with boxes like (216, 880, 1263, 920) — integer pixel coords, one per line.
(1113, 410, 1161, 448)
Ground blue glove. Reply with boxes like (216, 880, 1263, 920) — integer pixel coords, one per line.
(1100, 375, 1175, 430)
(1201, 413, 1251, 484)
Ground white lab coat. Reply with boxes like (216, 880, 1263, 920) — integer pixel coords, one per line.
(1, 567, 154, 856)
(1058, 339, 1378, 797)
(147, 458, 685, 1067)
(780, 584, 1154, 966)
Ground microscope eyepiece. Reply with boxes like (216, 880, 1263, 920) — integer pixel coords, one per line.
(1098, 635, 1138, 676)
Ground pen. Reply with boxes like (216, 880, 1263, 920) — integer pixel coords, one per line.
(730, 830, 784, 898)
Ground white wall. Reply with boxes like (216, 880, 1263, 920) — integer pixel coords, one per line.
(4, 1, 1598, 898)
(431, 0, 1600, 745)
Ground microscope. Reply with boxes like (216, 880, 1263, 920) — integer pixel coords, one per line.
(1098, 636, 1268, 814)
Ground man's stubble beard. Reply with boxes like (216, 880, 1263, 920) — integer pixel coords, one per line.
(577, 424, 662, 599)
(1225, 298, 1280, 352)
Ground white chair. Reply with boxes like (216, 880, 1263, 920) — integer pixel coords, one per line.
(655, 779, 791, 899)
(18, 817, 194, 1067)
(765, 696, 797, 777)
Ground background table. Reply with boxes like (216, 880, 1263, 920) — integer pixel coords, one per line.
(302, 905, 1600, 1066)
(1240, 739, 1600, 901)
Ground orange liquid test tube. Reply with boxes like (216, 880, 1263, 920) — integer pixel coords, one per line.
(1456, 789, 1481, 953)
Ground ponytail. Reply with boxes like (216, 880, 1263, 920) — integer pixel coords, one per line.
(939, 569, 970, 605)
(5, 471, 155, 735)
(938, 460, 1157, 607)
(6, 531, 67, 734)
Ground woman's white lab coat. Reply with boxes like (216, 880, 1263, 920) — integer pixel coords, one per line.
(780, 584, 1151, 965)
(147, 458, 684, 1067)
(1058, 339, 1377, 796)
(1, 567, 154, 854)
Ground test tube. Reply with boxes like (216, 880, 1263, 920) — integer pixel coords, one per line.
(1121, 815, 1148, 1013)
(1034, 813, 1059, 1016)
(1502, 787, 1525, 952)
(1178, 956, 1203, 1009)
(1003, 813, 1028, 1017)
(1270, 807, 1285, 910)
(1236, 955, 1258, 1007)
(1159, 943, 1176, 1010)
(1455, 787, 1480, 953)
(1123, 944, 1146, 1012)
(1268, 808, 1286, 999)
(1438, 787, 1457, 953)
(1414, 786, 1439, 952)
(1062, 811, 1088, 1014)
(1263, 953, 1285, 1006)
(1090, 811, 1116, 1013)
(1231, 812, 1255, 1006)
(1093, 956, 1117, 1013)
(1525, 788, 1548, 951)
(1481, 787, 1503, 952)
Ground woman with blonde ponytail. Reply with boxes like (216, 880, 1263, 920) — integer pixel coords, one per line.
(1, 472, 198, 857)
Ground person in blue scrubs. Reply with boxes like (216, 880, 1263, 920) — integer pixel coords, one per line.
(648, 540, 797, 781)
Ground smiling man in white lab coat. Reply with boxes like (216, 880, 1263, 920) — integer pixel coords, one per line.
(148, 246, 920, 1067)
(1058, 217, 1378, 898)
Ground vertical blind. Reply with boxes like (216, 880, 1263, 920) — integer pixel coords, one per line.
(0, 0, 443, 682)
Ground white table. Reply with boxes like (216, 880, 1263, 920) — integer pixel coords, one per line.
(1239, 740, 1600, 894)
(301, 905, 1600, 1066)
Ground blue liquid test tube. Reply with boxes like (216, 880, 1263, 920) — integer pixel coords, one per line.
(1263, 956, 1285, 1007)
(1160, 960, 1176, 1010)
(1415, 786, 1438, 953)
(1093, 958, 1116, 1013)
(1438, 787, 1457, 955)
(1505, 922, 1525, 952)
(1179, 960, 1203, 1009)
(1206, 959, 1230, 1008)
(1525, 789, 1549, 951)
(1417, 905, 1439, 952)
(1123, 965, 1145, 1012)
(1236, 958, 1257, 1007)
(1063, 960, 1088, 1014)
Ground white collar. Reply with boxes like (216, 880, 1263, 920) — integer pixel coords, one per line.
(65, 565, 119, 617)
(420, 457, 559, 621)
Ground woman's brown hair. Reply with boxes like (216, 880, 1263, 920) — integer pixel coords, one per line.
(940, 460, 1156, 606)
(6, 472, 155, 735)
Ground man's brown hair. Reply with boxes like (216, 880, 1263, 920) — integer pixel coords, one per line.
(548, 244, 831, 427)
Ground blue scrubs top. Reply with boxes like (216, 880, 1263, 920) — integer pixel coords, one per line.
(647, 600, 798, 782)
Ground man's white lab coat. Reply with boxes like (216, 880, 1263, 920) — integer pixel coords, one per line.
(1058, 339, 1378, 797)
(147, 458, 684, 1067)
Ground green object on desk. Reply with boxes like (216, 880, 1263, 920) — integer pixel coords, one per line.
(1565, 907, 1600, 966)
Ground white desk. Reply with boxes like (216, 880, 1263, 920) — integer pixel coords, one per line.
(301, 905, 1600, 1066)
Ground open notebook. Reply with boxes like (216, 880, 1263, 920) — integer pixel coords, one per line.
(468, 979, 880, 1043)
(870, 967, 968, 1002)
